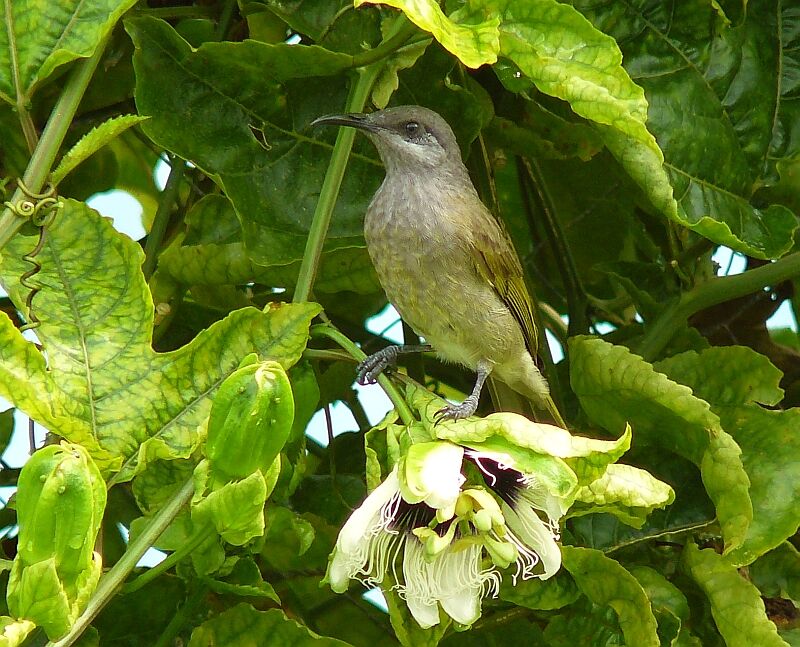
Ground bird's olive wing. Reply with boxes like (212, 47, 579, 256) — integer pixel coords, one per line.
(470, 220, 540, 359)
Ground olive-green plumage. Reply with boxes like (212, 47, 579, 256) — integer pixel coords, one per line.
(313, 106, 556, 421)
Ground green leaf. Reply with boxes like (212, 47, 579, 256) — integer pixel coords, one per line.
(474, 0, 677, 221)
(719, 406, 800, 565)
(7, 558, 71, 639)
(161, 241, 381, 295)
(0, 409, 14, 457)
(0, 199, 321, 479)
(499, 571, 580, 610)
(682, 542, 789, 647)
(203, 557, 280, 603)
(629, 566, 698, 647)
(652, 347, 800, 564)
(570, 452, 716, 552)
(193, 467, 269, 546)
(159, 194, 382, 294)
(127, 16, 379, 267)
(440, 616, 546, 647)
(544, 598, 626, 647)
(187, 603, 351, 646)
(570, 336, 752, 552)
(561, 546, 660, 647)
(262, 506, 316, 570)
(51, 115, 150, 186)
(372, 38, 430, 108)
(654, 346, 784, 407)
(407, 383, 631, 486)
(569, 464, 675, 528)
(355, 0, 500, 69)
(0, 0, 137, 104)
(92, 575, 184, 645)
(132, 460, 195, 516)
(750, 542, 800, 606)
(572, 0, 799, 259)
(486, 112, 603, 162)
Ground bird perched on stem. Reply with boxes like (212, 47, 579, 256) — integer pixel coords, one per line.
(313, 106, 564, 425)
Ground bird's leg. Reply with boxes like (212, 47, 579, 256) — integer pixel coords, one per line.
(435, 359, 492, 422)
(357, 344, 433, 385)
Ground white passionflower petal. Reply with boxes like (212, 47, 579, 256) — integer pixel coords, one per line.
(402, 539, 441, 629)
(401, 535, 499, 628)
(436, 544, 484, 626)
(502, 501, 562, 580)
(327, 468, 401, 593)
(404, 442, 465, 512)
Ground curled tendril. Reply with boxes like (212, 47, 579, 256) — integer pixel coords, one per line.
(19, 228, 49, 331)
(3, 180, 63, 331)
(3, 180, 61, 226)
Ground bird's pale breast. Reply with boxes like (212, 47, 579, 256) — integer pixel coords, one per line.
(364, 176, 526, 371)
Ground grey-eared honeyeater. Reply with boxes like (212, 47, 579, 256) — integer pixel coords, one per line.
(313, 106, 563, 424)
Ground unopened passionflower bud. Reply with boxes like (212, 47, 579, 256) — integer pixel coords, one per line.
(206, 359, 295, 483)
(8, 442, 106, 638)
(13, 442, 105, 576)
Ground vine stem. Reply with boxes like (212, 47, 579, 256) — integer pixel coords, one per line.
(310, 323, 415, 426)
(292, 63, 381, 303)
(0, 34, 111, 251)
(637, 251, 800, 360)
(293, 14, 412, 304)
(142, 158, 185, 279)
(121, 525, 213, 595)
(48, 478, 195, 647)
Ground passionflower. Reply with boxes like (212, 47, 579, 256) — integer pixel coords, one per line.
(325, 441, 566, 628)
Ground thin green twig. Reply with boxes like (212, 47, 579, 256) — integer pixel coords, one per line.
(310, 324, 414, 425)
(143, 158, 185, 279)
(292, 64, 381, 303)
(637, 251, 800, 360)
(293, 14, 413, 303)
(152, 585, 206, 647)
(121, 525, 213, 595)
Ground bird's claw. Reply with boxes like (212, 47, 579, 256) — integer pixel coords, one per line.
(356, 347, 398, 385)
(433, 397, 479, 424)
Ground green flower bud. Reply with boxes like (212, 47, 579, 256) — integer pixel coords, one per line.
(8, 443, 105, 639)
(472, 508, 493, 532)
(206, 360, 295, 483)
(484, 536, 517, 570)
(13, 443, 106, 576)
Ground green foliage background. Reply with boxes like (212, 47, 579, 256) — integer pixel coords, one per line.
(0, 0, 799, 645)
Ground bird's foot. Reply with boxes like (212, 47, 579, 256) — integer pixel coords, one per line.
(356, 346, 401, 385)
(434, 395, 479, 423)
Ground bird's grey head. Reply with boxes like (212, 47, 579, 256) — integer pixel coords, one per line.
(312, 105, 462, 175)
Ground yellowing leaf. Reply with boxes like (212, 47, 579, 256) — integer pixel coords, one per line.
(355, 0, 500, 68)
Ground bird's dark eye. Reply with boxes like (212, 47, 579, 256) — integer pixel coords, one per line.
(404, 121, 419, 137)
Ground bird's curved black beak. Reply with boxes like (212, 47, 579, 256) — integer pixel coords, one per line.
(311, 113, 381, 132)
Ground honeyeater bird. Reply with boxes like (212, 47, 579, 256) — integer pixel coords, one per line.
(313, 105, 563, 424)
